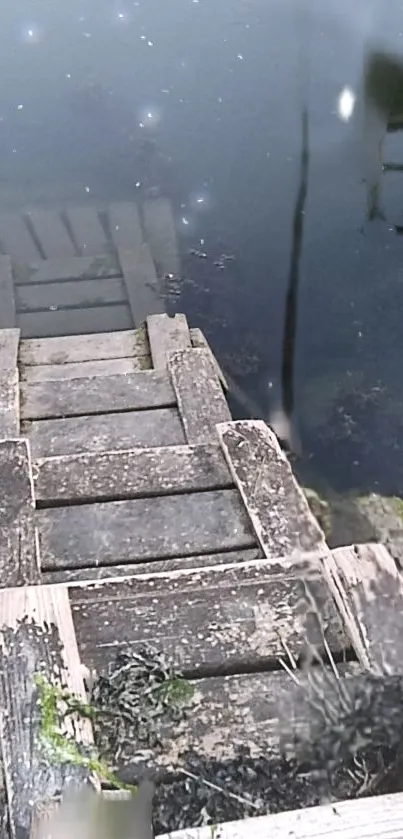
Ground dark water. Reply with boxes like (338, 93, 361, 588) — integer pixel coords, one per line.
(3, 0, 403, 497)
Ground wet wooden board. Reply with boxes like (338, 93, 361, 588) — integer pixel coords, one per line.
(37, 489, 256, 570)
(118, 244, 165, 326)
(190, 326, 228, 390)
(157, 791, 403, 839)
(0, 212, 41, 261)
(18, 303, 133, 338)
(0, 255, 16, 328)
(0, 329, 19, 436)
(19, 327, 149, 366)
(217, 420, 327, 561)
(20, 369, 176, 420)
(13, 254, 120, 285)
(147, 313, 191, 369)
(33, 443, 232, 503)
(26, 210, 76, 258)
(0, 584, 95, 838)
(95, 663, 360, 778)
(321, 543, 403, 674)
(108, 202, 143, 250)
(142, 197, 180, 276)
(66, 206, 109, 255)
(16, 276, 126, 312)
(21, 355, 151, 383)
(0, 439, 40, 587)
(41, 548, 264, 584)
(23, 407, 185, 458)
(169, 348, 231, 443)
(69, 558, 345, 674)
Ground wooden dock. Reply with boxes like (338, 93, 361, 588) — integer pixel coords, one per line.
(1, 234, 403, 836)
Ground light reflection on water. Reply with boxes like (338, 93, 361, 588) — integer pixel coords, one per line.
(2, 0, 403, 495)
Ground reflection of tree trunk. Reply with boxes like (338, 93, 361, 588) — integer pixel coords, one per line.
(280, 108, 309, 436)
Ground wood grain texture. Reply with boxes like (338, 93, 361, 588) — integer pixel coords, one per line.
(19, 327, 149, 366)
(23, 407, 185, 458)
(0, 438, 40, 587)
(0, 328, 20, 436)
(18, 303, 133, 338)
(0, 212, 41, 260)
(147, 313, 191, 369)
(41, 548, 264, 584)
(37, 489, 256, 570)
(156, 791, 403, 839)
(26, 210, 76, 258)
(0, 584, 95, 839)
(321, 543, 403, 674)
(16, 276, 125, 312)
(169, 348, 231, 444)
(189, 327, 228, 390)
(142, 197, 180, 276)
(0, 255, 16, 327)
(108, 201, 143, 250)
(33, 443, 232, 503)
(14, 254, 120, 284)
(21, 355, 151, 383)
(118, 244, 165, 326)
(218, 420, 327, 560)
(20, 369, 176, 420)
(69, 556, 346, 674)
(65, 206, 109, 256)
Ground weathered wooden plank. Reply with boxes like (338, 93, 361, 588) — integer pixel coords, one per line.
(0, 439, 40, 587)
(33, 442, 232, 503)
(20, 369, 175, 420)
(190, 326, 228, 390)
(0, 584, 95, 838)
(108, 201, 143, 250)
(118, 244, 165, 326)
(217, 420, 327, 561)
(18, 304, 133, 338)
(0, 212, 41, 261)
(0, 328, 20, 436)
(14, 254, 120, 285)
(69, 556, 346, 674)
(19, 327, 149, 366)
(142, 197, 180, 276)
(41, 548, 264, 584)
(21, 355, 151, 383)
(169, 348, 231, 443)
(147, 313, 191, 369)
(65, 206, 109, 255)
(16, 276, 125, 312)
(321, 543, 403, 674)
(26, 210, 76, 258)
(23, 407, 185, 458)
(0, 255, 16, 327)
(37, 489, 256, 570)
(157, 791, 403, 839)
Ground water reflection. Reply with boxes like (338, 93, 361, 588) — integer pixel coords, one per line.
(2, 1, 403, 497)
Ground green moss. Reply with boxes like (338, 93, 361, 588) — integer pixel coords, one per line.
(34, 673, 137, 792)
(155, 676, 195, 706)
(391, 496, 403, 520)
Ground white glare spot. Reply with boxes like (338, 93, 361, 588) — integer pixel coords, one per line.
(138, 106, 161, 128)
(182, 217, 189, 226)
(237, 54, 243, 60)
(148, 40, 154, 47)
(85, 186, 90, 193)
(20, 24, 42, 44)
(65, 73, 71, 79)
(337, 86, 356, 122)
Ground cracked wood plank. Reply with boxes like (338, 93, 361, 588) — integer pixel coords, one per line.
(142, 197, 180, 277)
(0, 584, 95, 839)
(118, 244, 165, 326)
(321, 542, 403, 674)
(13, 254, 120, 284)
(108, 202, 143, 250)
(17, 303, 133, 338)
(19, 327, 149, 366)
(20, 369, 176, 420)
(169, 348, 231, 444)
(16, 276, 125, 312)
(217, 420, 327, 561)
(147, 313, 191, 369)
(0, 328, 19, 436)
(69, 555, 346, 674)
(20, 355, 151, 384)
(0, 439, 40, 587)
(0, 255, 16, 328)
(33, 443, 232, 503)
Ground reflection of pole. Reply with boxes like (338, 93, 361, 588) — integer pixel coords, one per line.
(280, 108, 309, 438)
